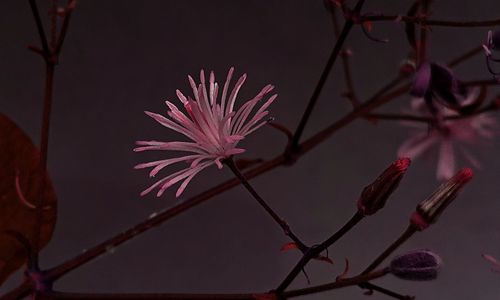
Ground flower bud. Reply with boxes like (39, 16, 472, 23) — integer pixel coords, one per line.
(389, 249, 442, 281)
(411, 168, 473, 230)
(357, 158, 411, 216)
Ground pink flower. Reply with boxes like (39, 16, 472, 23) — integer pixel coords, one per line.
(134, 68, 277, 197)
(398, 96, 497, 180)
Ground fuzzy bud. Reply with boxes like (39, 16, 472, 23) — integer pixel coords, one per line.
(390, 249, 442, 281)
(411, 168, 473, 230)
(357, 158, 411, 216)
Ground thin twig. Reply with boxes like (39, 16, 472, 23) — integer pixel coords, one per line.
(28, 0, 57, 271)
(362, 15, 500, 27)
(54, 0, 77, 55)
(331, 7, 359, 107)
(28, 0, 50, 56)
(361, 225, 417, 275)
(225, 158, 307, 251)
(356, 225, 418, 298)
(291, 0, 366, 149)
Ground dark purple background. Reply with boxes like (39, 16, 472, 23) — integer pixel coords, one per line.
(1, 1, 500, 299)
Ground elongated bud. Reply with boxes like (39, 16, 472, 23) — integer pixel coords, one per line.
(389, 249, 442, 281)
(357, 158, 411, 216)
(411, 168, 473, 230)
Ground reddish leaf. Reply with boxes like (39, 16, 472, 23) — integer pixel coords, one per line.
(280, 242, 299, 252)
(0, 113, 57, 285)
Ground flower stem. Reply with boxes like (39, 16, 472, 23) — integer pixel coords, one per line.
(362, 225, 417, 275)
(275, 212, 364, 294)
(355, 225, 418, 299)
(225, 158, 307, 251)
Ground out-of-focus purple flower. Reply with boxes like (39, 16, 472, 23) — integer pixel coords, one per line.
(389, 249, 442, 281)
(410, 62, 474, 114)
(134, 68, 277, 197)
(398, 98, 497, 180)
(482, 30, 500, 77)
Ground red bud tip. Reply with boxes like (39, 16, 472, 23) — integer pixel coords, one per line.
(412, 167, 473, 229)
(357, 158, 411, 216)
(394, 157, 411, 172)
(455, 168, 473, 182)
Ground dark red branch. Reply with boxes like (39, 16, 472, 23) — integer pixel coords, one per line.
(33, 269, 390, 300)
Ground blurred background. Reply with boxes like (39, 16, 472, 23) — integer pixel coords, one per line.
(1, 0, 500, 299)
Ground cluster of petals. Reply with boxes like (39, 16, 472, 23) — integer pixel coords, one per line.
(134, 68, 277, 197)
(398, 96, 497, 180)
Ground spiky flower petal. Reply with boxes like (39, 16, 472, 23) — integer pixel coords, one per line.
(134, 68, 277, 197)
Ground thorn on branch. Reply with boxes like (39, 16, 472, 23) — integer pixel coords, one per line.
(336, 258, 350, 281)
